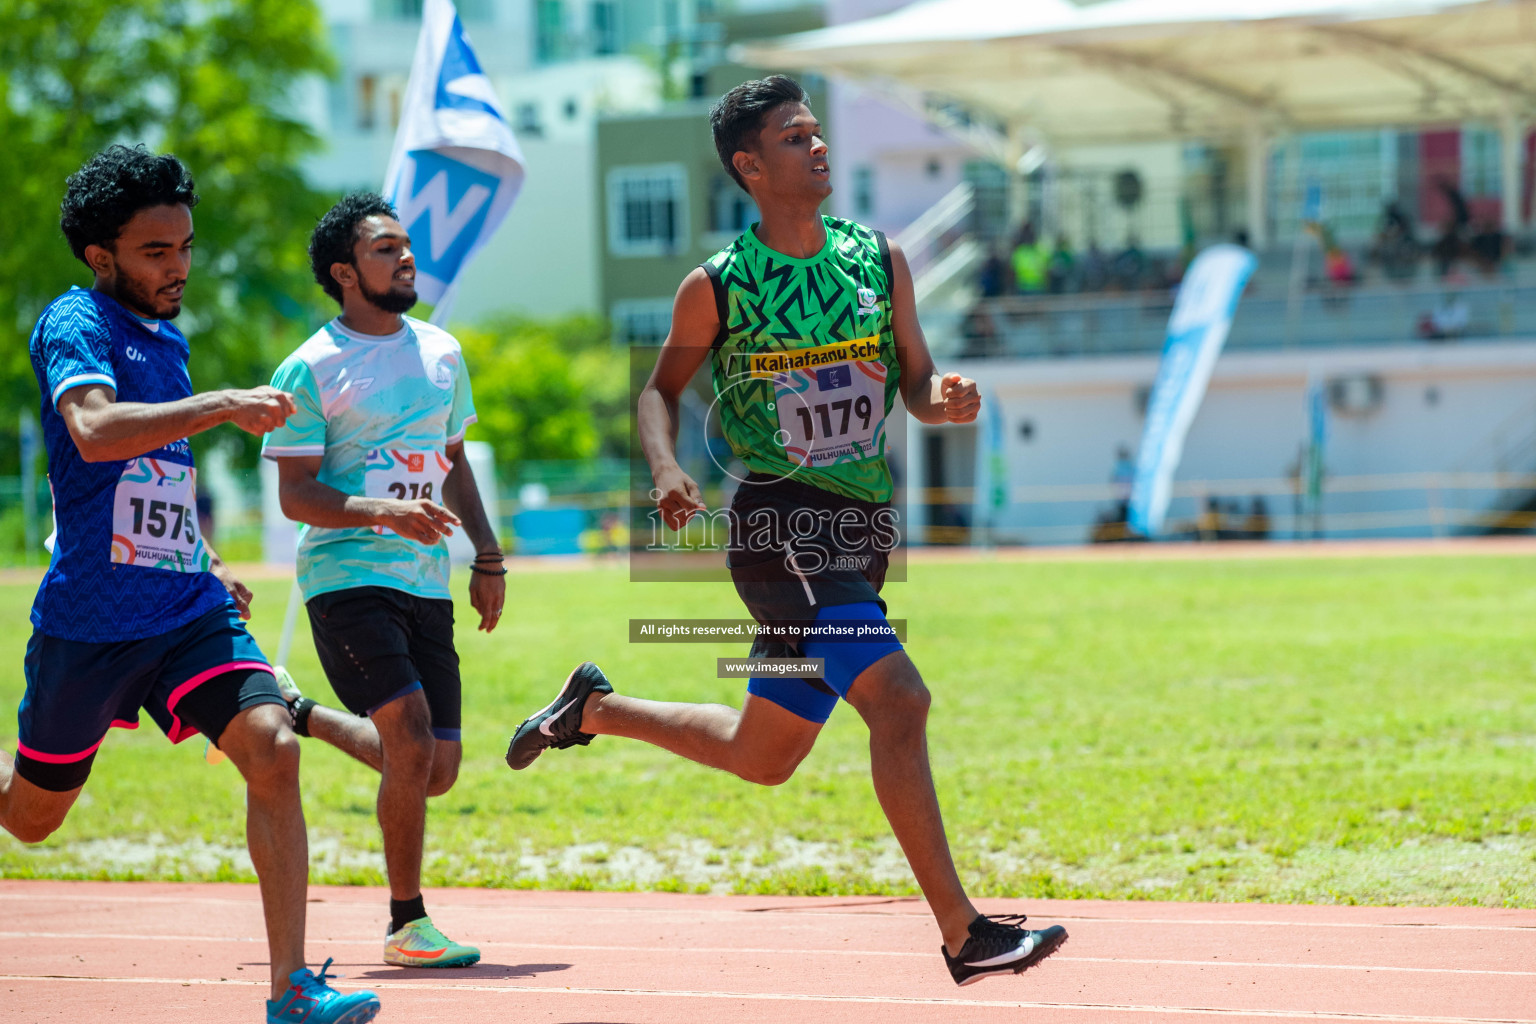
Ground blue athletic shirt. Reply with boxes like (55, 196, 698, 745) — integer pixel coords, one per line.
(28, 287, 231, 643)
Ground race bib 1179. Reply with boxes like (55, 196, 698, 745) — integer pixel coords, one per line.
(110, 457, 207, 572)
(759, 338, 888, 469)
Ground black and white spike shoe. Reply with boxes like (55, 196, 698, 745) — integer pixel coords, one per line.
(504, 662, 613, 770)
(943, 914, 1067, 986)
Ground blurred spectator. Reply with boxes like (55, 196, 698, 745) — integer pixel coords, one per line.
(960, 305, 1001, 358)
(597, 510, 624, 558)
(1111, 444, 1135, 501)
(1371, 201, 1419, 280)
(1431, 179, 1470, 278)
(1011, 223, 1049, 295)
(1311, 222, 1357, 311)
(1046, 234, 1077, 294)
(1430, 226, 1462, 278)
(1440, 177, 1471, 230)
(977, 247, 1009, 298)
(1246, 496, 1271, 540)
(1225, 499, 1245, 539)
(1080, 240, 1110, 292)
(1111, 237, 1147, 291)
(1286, 447, 1304, 534)
(1305, 222, 1356, 285)
(1323, 242, 1356, 286)
(1468, 219, 1507, 276)
(1197, 496, 1222, 542)
(1090, 500, 1133, 543)
(1419, 291, 1470, 340)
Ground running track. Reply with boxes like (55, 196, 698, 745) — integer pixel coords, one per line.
(1, 882, 1532, 1023)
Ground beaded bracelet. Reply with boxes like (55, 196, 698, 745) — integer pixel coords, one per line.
(469, 563, 508, 576)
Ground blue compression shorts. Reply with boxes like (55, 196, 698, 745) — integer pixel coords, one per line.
(745, 601, 905, 724)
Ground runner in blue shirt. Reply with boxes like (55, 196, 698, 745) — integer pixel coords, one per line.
(0, 145, 380, 1024)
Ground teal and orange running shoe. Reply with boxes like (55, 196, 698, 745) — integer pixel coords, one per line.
(266, 958, 380, 1023)
(384, 916, 481, 968)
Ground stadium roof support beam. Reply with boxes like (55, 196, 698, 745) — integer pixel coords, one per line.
(1501, 106, 1529, 232)
(1310, 24, 1536, 108)
(1246, 121, 1271, 249)
(739, 0, 1536, 204)
(1053, 43, 1287, 131)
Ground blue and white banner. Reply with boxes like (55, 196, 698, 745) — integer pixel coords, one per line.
(383, 0, 525, 323)
(1127, 244, 1258, 538)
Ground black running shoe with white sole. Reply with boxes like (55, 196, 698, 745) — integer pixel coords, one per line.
(943, 914, 1067, 986)
(505, 662, 613, 770)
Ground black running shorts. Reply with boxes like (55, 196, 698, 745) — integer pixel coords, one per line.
(305, 585, 462, 740)
(726, 475, 892, 661)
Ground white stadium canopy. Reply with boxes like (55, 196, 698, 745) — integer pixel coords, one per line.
(739, 0, 1536, 240)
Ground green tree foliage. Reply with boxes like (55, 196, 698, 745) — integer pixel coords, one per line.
(0, 0, 335, 467)
(456, 314, 630, 475)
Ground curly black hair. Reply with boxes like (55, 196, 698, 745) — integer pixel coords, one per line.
(309, 191, 399, 305)
(59, 145, 199, 265)
(710, 75, 809, 192)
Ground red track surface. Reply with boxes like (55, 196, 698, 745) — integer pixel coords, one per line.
(1, 881, 1532, 1023)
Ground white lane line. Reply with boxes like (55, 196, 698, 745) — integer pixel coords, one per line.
(1047, 916, 1536, 934)
(1, 892, 1532, 932)
(0, 974, 1528, 1023)
(0, 932, 1531, 978)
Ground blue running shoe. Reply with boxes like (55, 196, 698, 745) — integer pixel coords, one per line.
(266, 958, 381, 1023)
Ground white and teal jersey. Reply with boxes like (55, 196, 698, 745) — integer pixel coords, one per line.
(261, 315, 477, 602)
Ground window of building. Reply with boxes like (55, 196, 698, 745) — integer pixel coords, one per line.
(388, 79, 404, 130)
(607, 164, 688, 256)
(515, 102, 544, 137)
(612, 299, 675, 345)
(853, 165, 874, 218)
(590, 1, 618, 56)
(535, 0, 566, 64)
(1462, 126, 1502, 198)
(1269, 129, 1398, 242)
(564, 98, 579, 121)
(377, 0, 423, 18)
(709, 176, 757, 236)
(357, 75, 377, 132)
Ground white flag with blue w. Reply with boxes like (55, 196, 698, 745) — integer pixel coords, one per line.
(383, 0, 525, 324)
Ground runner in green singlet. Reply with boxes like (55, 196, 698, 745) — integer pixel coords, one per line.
(505, 76, 1067, 985)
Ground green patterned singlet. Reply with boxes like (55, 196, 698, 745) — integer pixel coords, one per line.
(702, 216, 901, 504)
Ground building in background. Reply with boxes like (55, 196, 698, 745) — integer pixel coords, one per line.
(598, 0, 1008, 344)
(306, 0, 674, 322)
(595, 1, 826, 343)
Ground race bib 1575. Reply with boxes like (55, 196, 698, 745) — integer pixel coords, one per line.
(110, 457, 207, 572)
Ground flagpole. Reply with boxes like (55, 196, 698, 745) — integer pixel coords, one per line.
(429, 279, 460, 327)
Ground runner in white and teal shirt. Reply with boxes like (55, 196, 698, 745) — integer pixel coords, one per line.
(261, 192, 504, 972)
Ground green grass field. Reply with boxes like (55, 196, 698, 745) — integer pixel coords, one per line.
(2, 553, 1533, 907)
